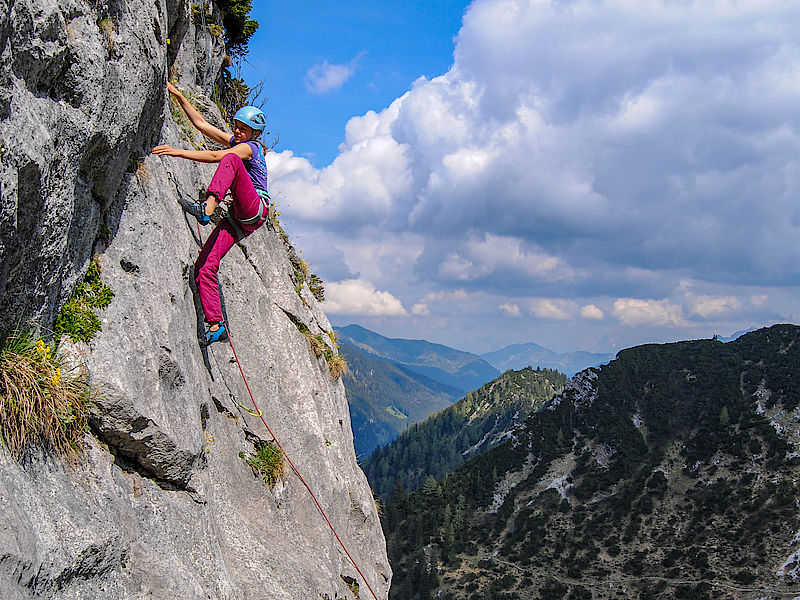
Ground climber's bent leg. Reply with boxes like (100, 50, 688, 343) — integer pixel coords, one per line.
(194, 219, 237, 324)
(206, 153, 262, 221)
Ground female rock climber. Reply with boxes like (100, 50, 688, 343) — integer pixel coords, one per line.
(153, 83, 269, 346)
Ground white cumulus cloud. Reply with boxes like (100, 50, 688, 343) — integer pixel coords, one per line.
(271, 0, 800, 298)
(411, 303, 430, 315)
(305, 56, 361, 94)
(324, 279, 408, 316)
(689, 295, 742, 318)
(267, 0, 800, 350)
(612, 298, 686, 327)
(530, 299, 572, 320)
(581, 304, 605, 320)
(499, 302, 520, 317)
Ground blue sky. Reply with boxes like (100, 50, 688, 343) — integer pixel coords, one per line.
(241, 1, 471, 166)
(239, 0, 800, 355)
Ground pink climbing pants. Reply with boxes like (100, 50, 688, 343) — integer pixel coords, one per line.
(194, 153, 267, 324)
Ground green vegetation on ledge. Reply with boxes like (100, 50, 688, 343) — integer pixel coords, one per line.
(291, 319, 347, 380)
(242, 442, 285, 487)
(217, 0, 258, 56)
(54, 257, 114, 345)
(0, 331, 93, 460)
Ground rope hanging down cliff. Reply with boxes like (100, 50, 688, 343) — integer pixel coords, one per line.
(195, 222, 381, 600)
(159, 79, 381, 599)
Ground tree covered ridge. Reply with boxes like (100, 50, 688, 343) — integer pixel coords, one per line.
(363, 367, 568, 499)
(383, 324, 800, 599)
(342, 341, 463, 458)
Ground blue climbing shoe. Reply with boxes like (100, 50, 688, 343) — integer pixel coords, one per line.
(179, 198, 211, 226)
(202, 323, 228, 346)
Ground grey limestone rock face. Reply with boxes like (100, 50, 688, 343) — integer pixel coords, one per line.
(0, 0, 173, 332)
(0, 0, 391, 598)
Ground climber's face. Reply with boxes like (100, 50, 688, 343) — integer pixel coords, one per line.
(233, 120, 254, 143)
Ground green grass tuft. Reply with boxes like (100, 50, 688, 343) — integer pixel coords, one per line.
(292, 321, 347, 380)
(0, 331, 94, 460)
(324, 348, 347, 380)
(244, 442, 285, 487)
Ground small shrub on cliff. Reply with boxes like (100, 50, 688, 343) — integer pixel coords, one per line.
(325, 349, 347, 380)
(288, 255, 326, 303)
(0, 332, 93, 459)
(293, 322, 347, 380)
(296, 321, 325, 357)
(97, 17, 117, 52)
(242, 442, 285, 487)
(191, 3, 213, 25)
(292, 256, 309, 296)
(308, 272, 325, 302)
(217, 0, 259, 56)
(55, 258, 114, 345)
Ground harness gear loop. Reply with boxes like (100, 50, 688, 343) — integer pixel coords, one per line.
(226, 189, 269, 241)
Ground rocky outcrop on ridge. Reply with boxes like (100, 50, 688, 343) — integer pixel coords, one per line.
(0, 1, 390, 598)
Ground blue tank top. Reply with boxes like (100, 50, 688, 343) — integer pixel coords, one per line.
(229, 137, 269, 193)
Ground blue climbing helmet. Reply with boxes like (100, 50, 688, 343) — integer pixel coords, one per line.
(232, 106, 266, 133)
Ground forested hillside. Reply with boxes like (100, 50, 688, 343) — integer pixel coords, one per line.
(341, 341, 463, 457)
(383, 325, 800, 599)
(364, 367, 567, 498)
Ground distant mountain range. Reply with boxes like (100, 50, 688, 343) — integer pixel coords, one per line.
(337, 324, 615, 455)
(336, 324, 500, 393)
(481, 341, 614, 375)
(340, 341, 463, 457)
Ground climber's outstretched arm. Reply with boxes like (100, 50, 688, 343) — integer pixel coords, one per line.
(152, 143, 252, 163)
(168, 82, 231, 147)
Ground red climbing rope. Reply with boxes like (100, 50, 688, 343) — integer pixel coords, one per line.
(195, 219, 381, 600)
(224, 326, 382, 600)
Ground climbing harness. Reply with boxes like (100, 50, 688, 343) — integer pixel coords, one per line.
(225, 189, 269, 241)
(194, 224, 381, 600)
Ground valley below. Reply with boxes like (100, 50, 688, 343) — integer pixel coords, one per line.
(369, 324, 800, 600)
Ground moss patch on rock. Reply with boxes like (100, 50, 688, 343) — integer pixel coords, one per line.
(54, 257, 114, 345)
